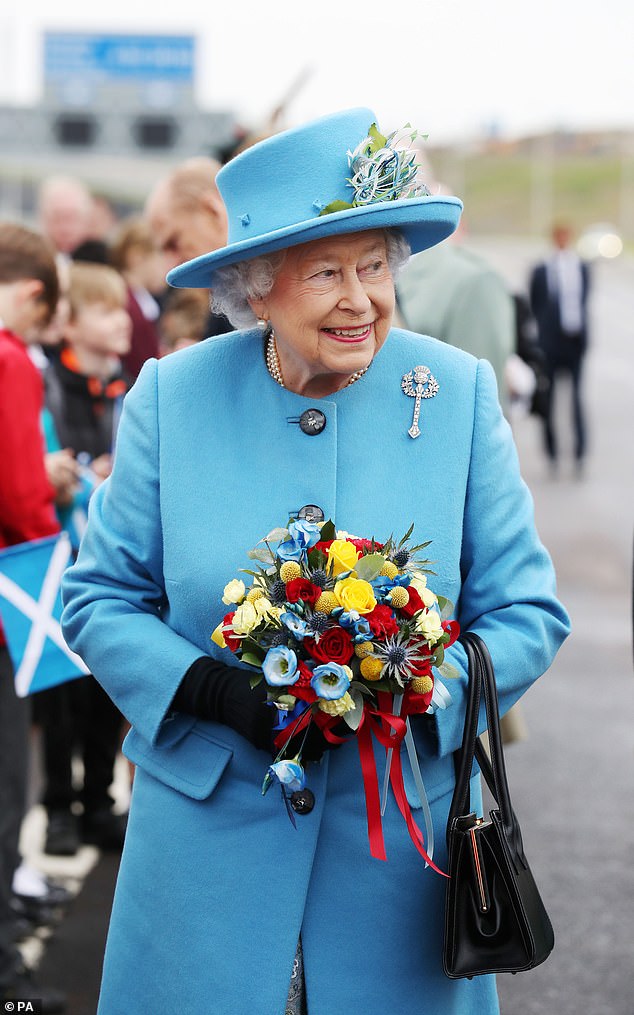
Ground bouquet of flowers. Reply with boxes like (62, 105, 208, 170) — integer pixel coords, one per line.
(212, 519, 459, 867)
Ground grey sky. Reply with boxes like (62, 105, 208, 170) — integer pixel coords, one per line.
(1, 0, 632, 142)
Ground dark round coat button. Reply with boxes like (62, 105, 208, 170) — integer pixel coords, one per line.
(297, 505, 325, 522)
(290, 788, 315, 814)
(299, 409, 326, 435)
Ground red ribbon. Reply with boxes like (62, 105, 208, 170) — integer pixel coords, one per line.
(274, 691, 446, 874)
(357, 692, 449, 874)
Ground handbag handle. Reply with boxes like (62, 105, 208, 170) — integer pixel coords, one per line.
(447, 632, 527, 869)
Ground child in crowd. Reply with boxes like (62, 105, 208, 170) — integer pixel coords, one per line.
(158, 287, 210, 354)
(36, 262, 131, 857)
(109, 215, 164, 379)
(0, 222, 66, 1011)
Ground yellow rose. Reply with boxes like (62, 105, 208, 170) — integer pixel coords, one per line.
(415, 608, 444, 644)
(327, 539, 360, 576)
(333, 577, 377, 615)
(222, 578, 246, 606)
(231, 601, 260, 636)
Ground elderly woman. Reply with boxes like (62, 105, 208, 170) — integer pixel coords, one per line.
(62, 109, 569, 1015)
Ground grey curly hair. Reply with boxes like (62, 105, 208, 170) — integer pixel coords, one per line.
(211, 228, 411, 328)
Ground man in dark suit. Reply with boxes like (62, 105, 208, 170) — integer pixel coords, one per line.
(529, 223, 590, 474)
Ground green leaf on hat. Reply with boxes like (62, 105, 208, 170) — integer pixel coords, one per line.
(319, 199, 354, 217)
(367, 122, 388, 152)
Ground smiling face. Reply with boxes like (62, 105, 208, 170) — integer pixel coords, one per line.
(249, 230, 396, 397)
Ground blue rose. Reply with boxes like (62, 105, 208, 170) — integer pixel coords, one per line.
(280, 612, 308, 639)
(278, 520, 321, 561)
(310, 662, 351, 700)
(289, 520, 321, 548)
(262, 645, 299, 686)
(277, 537, 304, 562)
(268, 758, 305, 792)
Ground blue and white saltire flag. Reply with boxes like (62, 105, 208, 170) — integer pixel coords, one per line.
(0, 532, 89, 696)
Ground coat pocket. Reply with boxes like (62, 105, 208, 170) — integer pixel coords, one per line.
(123, 722, 233, 800)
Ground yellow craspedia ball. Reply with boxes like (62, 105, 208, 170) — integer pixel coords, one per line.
(354, 642, 375, 659)
(380, 561, 398, 579)
(246, 587, 264, 602)
(315, 591, 338, 614)
(360, 657, 384, 681)
(389, 587, 410, 609)
(280, 561, 302, 582)
(410, 675, 433, 696)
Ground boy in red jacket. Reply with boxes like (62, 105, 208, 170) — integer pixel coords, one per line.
(0, 222, 66, 1011)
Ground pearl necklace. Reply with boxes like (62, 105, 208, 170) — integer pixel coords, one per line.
(265, 331, 369, 390)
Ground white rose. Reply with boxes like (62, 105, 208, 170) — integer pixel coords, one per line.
(231, 601, 259, 636)
(222, 578, 246, 606)
(415, 608, 444, 644)
(253, 597, 278, 619)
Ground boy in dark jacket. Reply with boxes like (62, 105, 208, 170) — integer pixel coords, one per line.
(38, 262, 131, 857)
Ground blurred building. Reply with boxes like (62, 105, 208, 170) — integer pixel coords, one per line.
(0, 31, 238, 219)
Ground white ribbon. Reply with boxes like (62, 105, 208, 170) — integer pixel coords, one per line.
(403, 718, 435, 867)
(380, 693, 403, 816)
(379, 694, 437, 867)
(428, 678, 452, 713)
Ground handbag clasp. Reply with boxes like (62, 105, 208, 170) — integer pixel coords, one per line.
(470, 818, 490, 913)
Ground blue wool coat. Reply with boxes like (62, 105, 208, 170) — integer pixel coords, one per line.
(62, 328, 570, 1015)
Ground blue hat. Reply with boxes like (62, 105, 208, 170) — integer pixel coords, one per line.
(167, 107, 463, 289)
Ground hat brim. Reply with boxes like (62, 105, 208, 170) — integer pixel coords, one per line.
(167, 195, 463, 289)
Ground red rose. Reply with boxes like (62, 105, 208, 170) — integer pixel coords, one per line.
(367, 604, 399, 640)
(222, 612, 241, 653)
(350, 538, 384, 553)
(285, 578, 322, 607)
(311, 540, 333, 555)
(399, 585, 425, 618)
(304, 627, 354, 665)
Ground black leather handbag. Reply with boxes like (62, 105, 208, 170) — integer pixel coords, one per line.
(443, 632, 554, 979)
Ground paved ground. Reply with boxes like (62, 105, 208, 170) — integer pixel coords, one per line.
(18, 239, 634, 1015)
(476, 239, 634, 1015)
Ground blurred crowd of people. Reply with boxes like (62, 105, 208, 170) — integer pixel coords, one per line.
(0, 150, 590, 1011)
(0, 160, 233, 1012)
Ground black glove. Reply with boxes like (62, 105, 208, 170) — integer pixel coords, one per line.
(173, 656, 274, 751)
(173, 656, 340, 761)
